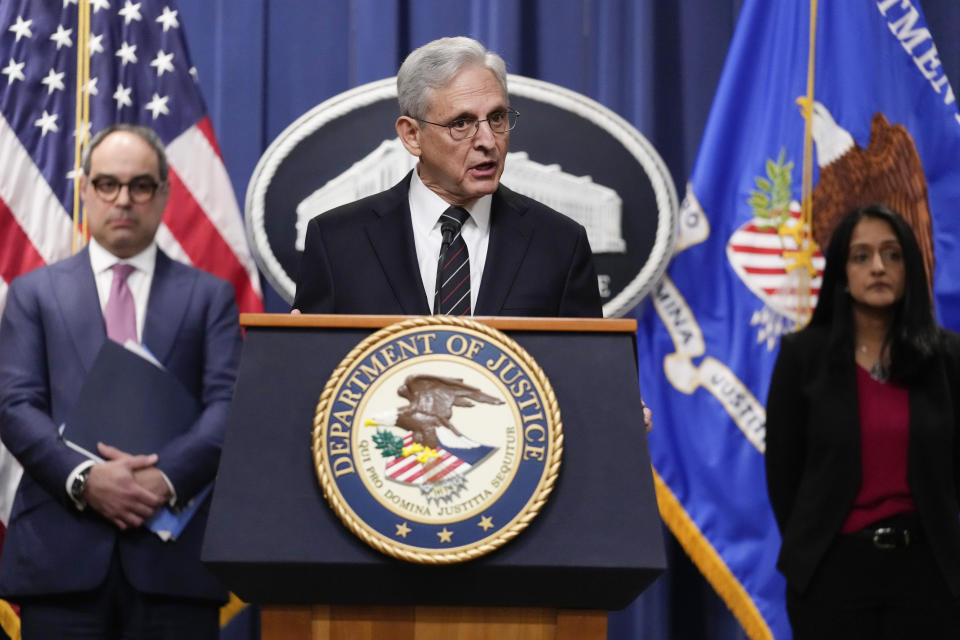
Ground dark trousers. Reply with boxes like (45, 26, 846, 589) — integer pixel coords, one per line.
(19, 549, 219, 640)
(787, 525, 960, 640)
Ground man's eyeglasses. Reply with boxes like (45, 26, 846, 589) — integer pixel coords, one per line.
(90, 176, 162, 204)
(418, 109, 519, 141)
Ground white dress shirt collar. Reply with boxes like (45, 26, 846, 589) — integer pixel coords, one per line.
(408, 168, 492, 235)
(88, 238, 157, 342)
(88, 237, 157, 279)
(408, 168, 492, 313)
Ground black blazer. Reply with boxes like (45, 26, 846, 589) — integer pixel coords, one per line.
(293, 172, 602, 318)
(765, 324, 960, 595)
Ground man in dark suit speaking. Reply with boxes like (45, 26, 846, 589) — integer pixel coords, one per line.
(0, 124, 241, 638)
(294, 36, 602, 318)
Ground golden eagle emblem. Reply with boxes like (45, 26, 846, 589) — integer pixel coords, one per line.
(366, 375, 504, 450)
(807, 102, 935, 285)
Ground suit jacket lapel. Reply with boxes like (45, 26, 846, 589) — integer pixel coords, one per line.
(53, 250, 105, 372)
(365, 174, 432, 315)
(143, 251, 191, 364)
(908, 354, 947, 456)
(831, 361, 862, 451)
(809, 340, 862, 475)
(475, 186, 533, 315)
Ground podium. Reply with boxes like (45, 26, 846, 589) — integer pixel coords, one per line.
(203, 314, 665, 639)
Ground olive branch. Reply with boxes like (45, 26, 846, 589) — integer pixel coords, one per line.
(372, 429, 404, 459)
(748, 148, 794, 229)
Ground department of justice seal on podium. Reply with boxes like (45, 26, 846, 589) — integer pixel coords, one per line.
(313, 317, 562, 563)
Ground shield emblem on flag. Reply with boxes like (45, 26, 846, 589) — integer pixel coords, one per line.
(727, 205, 825, 322)
(384, 434, 495, 486)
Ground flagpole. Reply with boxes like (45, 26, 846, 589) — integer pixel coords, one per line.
(797, 0, 819, 327)
(72, 0, 91, 253)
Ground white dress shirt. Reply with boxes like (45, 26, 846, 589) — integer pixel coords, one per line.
(408, 168, 492, 313)
(88, 237, 157, 343)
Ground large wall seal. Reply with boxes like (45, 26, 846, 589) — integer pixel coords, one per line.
(313, 317, 561, 563)
(246, 76, 678, 317)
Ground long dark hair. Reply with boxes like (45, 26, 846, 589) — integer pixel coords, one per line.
(809, 203, 938, 381)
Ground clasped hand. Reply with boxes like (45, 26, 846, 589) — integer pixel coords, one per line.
(83, 443, 172, 530)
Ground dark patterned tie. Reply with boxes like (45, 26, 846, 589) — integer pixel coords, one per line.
(435, 206, 471, 315)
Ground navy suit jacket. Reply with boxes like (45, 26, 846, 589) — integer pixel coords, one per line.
(293, 173, 602, 317)
(0, 248, 241, 601)
(765, 325, 960, 596)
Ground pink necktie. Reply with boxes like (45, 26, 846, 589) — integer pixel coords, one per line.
(104, 263, 137, 344)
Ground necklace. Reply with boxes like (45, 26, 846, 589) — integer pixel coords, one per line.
(869, 362, 889, 383)
(856, 342, 889, 382)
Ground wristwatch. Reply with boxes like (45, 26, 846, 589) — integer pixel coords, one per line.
(69, 466, 93, 502)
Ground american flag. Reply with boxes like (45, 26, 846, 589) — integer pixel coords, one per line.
(0, 2, 261, 634)
(0, 0, 262, 316)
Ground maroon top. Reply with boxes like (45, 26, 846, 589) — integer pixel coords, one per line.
(839, 365, 916, 533)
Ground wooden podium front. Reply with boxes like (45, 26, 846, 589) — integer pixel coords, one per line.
(203, 314, 664, 639)
(260, 604, 607, 640)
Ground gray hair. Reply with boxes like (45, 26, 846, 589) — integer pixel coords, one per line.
(81, 123, 169, 181)
(397, 36, 508, 120)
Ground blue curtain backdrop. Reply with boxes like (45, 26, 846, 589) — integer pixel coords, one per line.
(176, 2, 960, 638)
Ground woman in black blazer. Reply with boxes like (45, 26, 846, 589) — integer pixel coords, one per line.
(766, 204, 960, 638)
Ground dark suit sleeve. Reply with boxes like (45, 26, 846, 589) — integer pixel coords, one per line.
(293, 217, 335, 313)
(0, 277, 90, 503)
(558, 225, 603, 318)
(765, 333, 807, 533)
(154, 279, 241, 502)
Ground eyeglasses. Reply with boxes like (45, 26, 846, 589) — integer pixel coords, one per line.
(418, 109, 519, 140)
(90, 176, 162, 204)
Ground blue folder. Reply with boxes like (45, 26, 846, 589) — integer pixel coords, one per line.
(66, 340, 199, 454)
(64, 340, 207, 540)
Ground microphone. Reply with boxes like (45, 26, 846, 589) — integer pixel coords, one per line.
(433, 221, 459, 314)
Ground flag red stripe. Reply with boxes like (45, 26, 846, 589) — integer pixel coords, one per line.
(741, 226, 780, 234)
(195, 117, 223, 159)
(406, 451, 454, 481)
(403, 458, 434, 481)
(0, 197, 46, 283)
(387, 456, 420, 475)
(427, 457, 464, 482)
(761, 287, 821, 295)
(164, 172, 263, 312)
(389, 456, 428, 479)
(741, 267, 786, 275)
(728, 245, 791, 255)
(742, 266, 823, 275)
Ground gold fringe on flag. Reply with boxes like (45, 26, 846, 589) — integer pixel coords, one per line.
(647, 3, 820, 639)
(218, 592, 248, 628)
(653, 468, 774, 640)
(0, 598, 20, 640)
